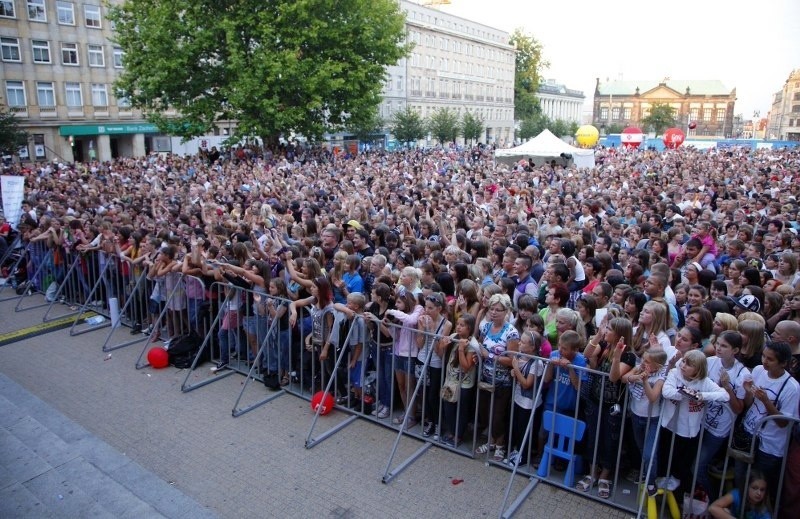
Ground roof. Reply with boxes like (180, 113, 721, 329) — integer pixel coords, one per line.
(538, 81, 585, 99)
(597, 80, 733, 96)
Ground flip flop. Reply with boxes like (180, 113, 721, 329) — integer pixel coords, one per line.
(598, 479, 612, 499)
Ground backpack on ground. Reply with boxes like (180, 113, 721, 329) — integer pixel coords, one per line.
(168, 332, 206, 369)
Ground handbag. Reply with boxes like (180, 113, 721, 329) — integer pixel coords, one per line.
(440, 377, 460, 403)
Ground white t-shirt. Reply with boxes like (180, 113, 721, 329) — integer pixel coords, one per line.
(513, 357, 545, 410)
(629, 366, 668, 418)
(704, 357, 749, 437)
(742, 366, 800, 457)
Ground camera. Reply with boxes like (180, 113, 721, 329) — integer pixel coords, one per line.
(609, 403, 622, 416)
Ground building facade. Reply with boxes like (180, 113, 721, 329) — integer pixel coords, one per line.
(592, 79, 737, 138)
(379, 0, 515, 146)
(0, 0, 158, 162)
(768, 69, 800, 141)
(536, 79, 584, 124)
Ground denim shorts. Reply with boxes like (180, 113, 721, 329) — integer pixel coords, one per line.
(393, 354, 414, 374)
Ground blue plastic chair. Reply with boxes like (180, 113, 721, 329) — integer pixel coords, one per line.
(536, 410, 586, 487)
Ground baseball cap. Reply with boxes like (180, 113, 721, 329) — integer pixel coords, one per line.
(728, 294, 761, 313)
(343, 219, 363, 231)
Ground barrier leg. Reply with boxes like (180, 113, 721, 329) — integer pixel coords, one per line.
(232, 318, 285, 417)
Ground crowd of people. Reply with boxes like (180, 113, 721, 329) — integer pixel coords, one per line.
(3, 141, 800, 517)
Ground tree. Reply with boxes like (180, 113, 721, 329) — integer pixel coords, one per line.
(345, 107, 385, 144)
(390, 107, 426, 146)
(461, 110, 484, 145)
(641, 103, 677, 136)
(109, 0, 410, 147)
(518, 113, 548, 140)
(604, 123, 624, 135)
(0, 109, 28, 156)
(509, 29, 549, 121)
(548, 118, 571, 138)
(426, 108, 460, 145)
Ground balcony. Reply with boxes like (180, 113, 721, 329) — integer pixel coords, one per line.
(486, 96, 494, 102)
(476, 95, 484, 102)
(439, 92, 449, 99)
(410, 90, 422, 97)
(67, 108, 84, 118)
(93, 107, 110, 118)
(464, 94, 474, 101)
(38, 106, 57, 118)
(118, 109, 133, 118)
(425, 91, 435, 97)
(9, 106, 28, 117)
(451, 94, 462, 100)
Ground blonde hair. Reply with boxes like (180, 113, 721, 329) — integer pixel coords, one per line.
(737, 312, 765, 326)
(487, 293, 513, 314)
(643, 348, 667, 369)
(556, 307, 587, 345)
(682, 349, 708, 381)
(738, 319, 765, 359)
(714, 313, 738, 332)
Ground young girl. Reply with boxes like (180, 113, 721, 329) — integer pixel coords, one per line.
(660, 350, 729, 499)
(708, 469, 772, 519)
(623, 348, 668, 495)
(288, 276, 334, 392)
(439, 314, 481, 447)
(525, 313, 553, 358)
(508, 330, 545, 466)
(695, 330, 749, 499)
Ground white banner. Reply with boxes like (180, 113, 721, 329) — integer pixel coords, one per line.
(1, 175, 26, 229)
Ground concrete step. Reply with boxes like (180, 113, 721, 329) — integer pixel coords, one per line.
(0, 376, 215, 519)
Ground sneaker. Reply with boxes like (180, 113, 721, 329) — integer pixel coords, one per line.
(210, 362, 228, 373)
(377, 406, 390, 419)
(440, 436, 455, 447)
(507, 450, 521, 466)
(142, 324, 153, 335)
(422, 421, 435, 437)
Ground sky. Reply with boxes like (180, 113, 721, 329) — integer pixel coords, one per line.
(432, 0, 800, 121)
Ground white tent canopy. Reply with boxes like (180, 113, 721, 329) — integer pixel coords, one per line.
(495, 129, 596, 169)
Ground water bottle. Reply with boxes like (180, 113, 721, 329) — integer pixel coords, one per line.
(86, 315, 105, 326)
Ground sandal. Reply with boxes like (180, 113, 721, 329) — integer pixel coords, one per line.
(475, 442, 495, 455)
(597, 479, 612, 499)
(576, 475, 596, 492)
(493, 447, 506, 462)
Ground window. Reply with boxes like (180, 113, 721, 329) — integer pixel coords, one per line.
(84, 4, 100, 28)
(1, 37, 21, 62)
(57, 1, 74, 24)
(91, 83, 107, 106)
(690, 107, 699, 121)
(113, 47, 123, 68)
(27, 0, 45, 21)
(36, 81, 56, 106)
(87, 44, 104, 66)
(61, 42, 78, 65)
(623, 107, 631, 120)
(31, 40, 50, 63)
(716, 109, 725, 123)
(600, 107, 608, 120)
(116, 90, 131, 108)
(5, 81, 26, 106)
(611, 107, 620, 120)
(792, 105, 800, 113)
(0, 0, 15, 17)
(794, 92, 800, 101)
(703, 108, 712, 122)
(64, 82, 82, 107)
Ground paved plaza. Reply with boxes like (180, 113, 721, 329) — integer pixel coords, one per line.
(0, 295, 630, 518)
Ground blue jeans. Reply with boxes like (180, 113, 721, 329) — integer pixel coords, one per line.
(631, 413, 659, 485)
(217, 326, 240, 364)
(695, 430, 727, 498)
(370, 344, 394, 408)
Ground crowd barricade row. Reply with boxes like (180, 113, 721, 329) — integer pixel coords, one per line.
(139, 282, 795, 518)
(100, 264, 153, 352)
(10, 242, 53, 311)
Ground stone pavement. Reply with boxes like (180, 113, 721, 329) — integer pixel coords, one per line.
(0, 295, 631, 518)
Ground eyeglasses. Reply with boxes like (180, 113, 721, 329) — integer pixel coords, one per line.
(425, 295, 443, 306)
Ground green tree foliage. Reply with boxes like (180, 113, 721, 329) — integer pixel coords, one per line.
(426, 108, 460, 145)
(390, 107, 426, 146)
(109, 0, 409, 146)
(461, 110, 484, 145)
(641, 103, 677, 135)
(509, 29, 549, 121)
(0, 109, 28, 156)
(345, 107, 385, 143)
(604, 123, 624, 134)
(518, 114, 547, 140)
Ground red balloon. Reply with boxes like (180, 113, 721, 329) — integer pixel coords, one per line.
(688, 121, 697, 130)
(663, 128, 686, 149)
(311, 391, 335, 415)
(621, 127, 643, 148)
(147, 347, 169, 369)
